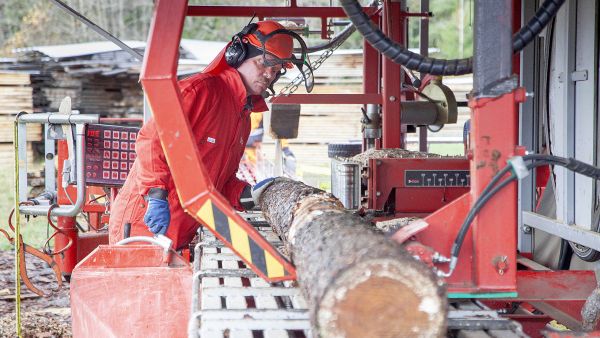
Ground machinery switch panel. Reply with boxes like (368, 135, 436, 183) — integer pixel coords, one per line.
(405, 170, 470, 187)
(85, 124, 139, 186)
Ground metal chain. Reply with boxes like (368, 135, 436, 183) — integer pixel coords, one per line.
(275, 1, 381, 97)
(275, 33, 348, 97)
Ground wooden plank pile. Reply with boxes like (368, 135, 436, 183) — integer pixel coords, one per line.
(0, 52, 145, 168)
(0, 72, 40, 167)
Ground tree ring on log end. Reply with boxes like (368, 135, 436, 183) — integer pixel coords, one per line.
(317, 259, 447, 338)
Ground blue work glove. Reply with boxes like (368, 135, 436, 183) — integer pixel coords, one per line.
(144, 197, 170, 235)
(251, 177, 276, 205)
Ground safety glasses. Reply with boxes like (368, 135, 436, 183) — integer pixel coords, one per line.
(254, 29, 314, 93)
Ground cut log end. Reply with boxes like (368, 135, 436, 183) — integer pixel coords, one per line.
(317, 259, 447, 338)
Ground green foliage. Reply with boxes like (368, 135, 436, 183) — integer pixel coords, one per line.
(0, 166, 49, 251)
(0, 0, 472, 59)
(407, 0, 473, 59)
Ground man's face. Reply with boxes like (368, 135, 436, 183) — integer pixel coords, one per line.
(237, 54, 283, 96)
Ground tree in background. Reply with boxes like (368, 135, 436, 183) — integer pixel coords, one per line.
(0, 0, 472, 61)
(0, 0, 153, 56)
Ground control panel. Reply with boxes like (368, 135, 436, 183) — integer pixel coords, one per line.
(369, 157, 470, 213)
(405, 170, 470, 187)
(85, 124, 139, 186)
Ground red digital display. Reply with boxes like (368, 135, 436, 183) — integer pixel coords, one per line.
(84, 124, 140, 186)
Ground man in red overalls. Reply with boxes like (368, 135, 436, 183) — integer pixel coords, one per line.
(109, 20, 313, 250)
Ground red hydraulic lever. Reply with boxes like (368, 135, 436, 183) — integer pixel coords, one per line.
(139, 0, 295, 281)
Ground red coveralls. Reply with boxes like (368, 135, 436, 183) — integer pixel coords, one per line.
(108, 49, 268, 250)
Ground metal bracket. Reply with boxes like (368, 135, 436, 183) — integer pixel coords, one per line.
(571, 70, 588, 82)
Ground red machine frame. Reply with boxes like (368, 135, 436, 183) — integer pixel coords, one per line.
(58, 0, 598, 335)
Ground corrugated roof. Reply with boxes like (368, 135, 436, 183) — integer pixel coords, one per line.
(13, 40, 147, 59)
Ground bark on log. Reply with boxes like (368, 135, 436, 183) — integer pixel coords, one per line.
(260, 178, 447, 338)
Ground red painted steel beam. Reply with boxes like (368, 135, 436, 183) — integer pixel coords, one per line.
(363, 22, 380, 96)
(271, 94, 382, 105)
(381, 1, 403, 148)
(187, 6, 366, 18)
(140, 0, 295, 281)
(514, 270, 597, 301)
(468, 89, 525, 291)
(55, 140, 78, 275)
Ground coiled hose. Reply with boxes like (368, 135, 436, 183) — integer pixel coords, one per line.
(340, 0, 566, 76)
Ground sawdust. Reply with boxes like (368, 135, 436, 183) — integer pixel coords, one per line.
(0, 250, 71, 338)
(351, 148, 448, 166)
(374, 217, 418, 234)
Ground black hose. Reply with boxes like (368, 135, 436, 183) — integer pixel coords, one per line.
(449, 156, 569, 268)
(557, 239, 573, 270)
(340, 0, 566, 76)
(449, 154, 600, 273)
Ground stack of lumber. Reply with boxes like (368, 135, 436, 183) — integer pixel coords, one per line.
(0, 72, 34, 114)
(0, 72, 40, 168)
(31, 71, 143, 117)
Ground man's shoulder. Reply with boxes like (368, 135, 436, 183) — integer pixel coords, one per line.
(179, 72, 225, 92)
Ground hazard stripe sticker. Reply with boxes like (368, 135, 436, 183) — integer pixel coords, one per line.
(196, 199, 287, 279)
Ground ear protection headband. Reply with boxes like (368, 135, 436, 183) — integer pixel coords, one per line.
(225, 23, 259, 68)
(253, 29, 314, 94)
(225, 21, 314, 95)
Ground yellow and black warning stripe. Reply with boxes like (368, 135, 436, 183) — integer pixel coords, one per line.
(197, 199, 286, 279)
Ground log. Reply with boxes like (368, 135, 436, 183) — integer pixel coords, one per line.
(260, 178, 447, 337)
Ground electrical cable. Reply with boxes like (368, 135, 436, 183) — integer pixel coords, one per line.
(41, 204, 74, 256)
(339, 0, 565, 75)
(439, 154, 592, 277)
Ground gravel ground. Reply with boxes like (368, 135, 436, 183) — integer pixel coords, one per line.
(0, 249, 71, 338)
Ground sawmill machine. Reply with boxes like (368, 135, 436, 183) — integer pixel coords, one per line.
(8, 0, 600, 337)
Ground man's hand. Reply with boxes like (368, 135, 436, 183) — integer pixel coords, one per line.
(251, 177, 276, 205)
(144, 197, 170, 235)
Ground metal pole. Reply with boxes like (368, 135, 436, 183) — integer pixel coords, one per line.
(473, 0, 516, 98)
(13, 121, 22, 338)
(418, 0, 430, 152)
